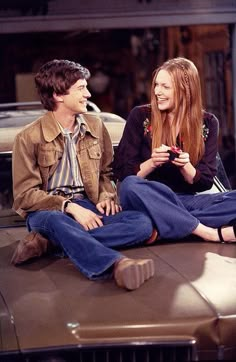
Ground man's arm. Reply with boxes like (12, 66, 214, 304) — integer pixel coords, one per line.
(98, 122, 118, 203)
(12, 131, 65, 217)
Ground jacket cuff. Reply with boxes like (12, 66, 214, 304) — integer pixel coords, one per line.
(62, 199, 72, 213)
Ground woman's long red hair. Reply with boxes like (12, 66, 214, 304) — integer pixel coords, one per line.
(150, 57, 204, 166)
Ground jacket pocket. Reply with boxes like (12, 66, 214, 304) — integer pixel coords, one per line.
(37, 145, 63, 167)
(87, 144, 102, 160)
(86, 144, 102, 178)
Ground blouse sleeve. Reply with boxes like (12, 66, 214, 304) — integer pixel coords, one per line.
(113, 106, 149, 181)
(190, 112, 219, 192)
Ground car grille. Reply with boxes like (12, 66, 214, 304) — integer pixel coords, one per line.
(3, 340, 197, 362)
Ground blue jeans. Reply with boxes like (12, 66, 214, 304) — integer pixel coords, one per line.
(119, 176, 236, 240)
(26, 198, 153, 279)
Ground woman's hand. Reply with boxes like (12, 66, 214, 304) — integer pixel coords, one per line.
(137, 144, 169, 178)
(171, 151, 190, 167)
(151, 145, 170, 167)
(170, 151, 196, 183)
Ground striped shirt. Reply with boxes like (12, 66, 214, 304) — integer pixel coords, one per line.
(47, 116, 86, 197)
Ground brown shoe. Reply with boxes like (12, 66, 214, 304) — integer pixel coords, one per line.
(145, 228, 158, 245)
(114, 257, 155, 291)
(11, 231, 51, 265)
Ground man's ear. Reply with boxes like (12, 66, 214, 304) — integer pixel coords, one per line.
(53, 92, 64, 103)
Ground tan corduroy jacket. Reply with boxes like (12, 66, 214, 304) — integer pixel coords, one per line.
(12, 111, 117, 218)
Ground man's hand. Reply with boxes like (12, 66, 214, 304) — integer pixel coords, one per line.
(96, 199, 122, 216)
(66, 203, 103, 230)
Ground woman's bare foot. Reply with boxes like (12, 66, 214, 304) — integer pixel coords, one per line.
(217, 225, 236, 243)
(192, 223, 236, 243)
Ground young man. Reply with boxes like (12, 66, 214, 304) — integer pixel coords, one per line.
(12, 59, 156, 290)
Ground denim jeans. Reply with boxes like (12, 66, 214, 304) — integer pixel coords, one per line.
(119, 176, 236, 240)
(26, 198, 153, 279)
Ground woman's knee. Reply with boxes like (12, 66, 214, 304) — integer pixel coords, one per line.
(122, 210, 153, 240)
(120, 175, 141, 195)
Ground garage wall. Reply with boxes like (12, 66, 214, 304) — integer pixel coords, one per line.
(0, 0, 236, 34)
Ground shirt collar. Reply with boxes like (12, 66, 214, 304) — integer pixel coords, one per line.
(57, 115, 85, 137)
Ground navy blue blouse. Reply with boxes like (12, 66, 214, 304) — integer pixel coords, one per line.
(113, 105, 219, 193)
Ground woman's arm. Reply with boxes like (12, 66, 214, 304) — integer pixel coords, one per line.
(182, 112, 219, 192)
(138, 144, 170, 178)
(113, 106, 152, 181)
(137, 158, 156, 178)
(179, 161, 196, 184)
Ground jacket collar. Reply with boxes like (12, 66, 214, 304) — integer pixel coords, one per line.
(79, 113, 99, 139)
(41, 112, 99, 142)
(41, 112, 61, 142)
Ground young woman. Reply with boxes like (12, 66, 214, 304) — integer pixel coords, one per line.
(114, 57, 236, 243)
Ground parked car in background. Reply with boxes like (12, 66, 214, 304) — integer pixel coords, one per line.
(0, 102, 236, 362)
(0, 101, 125, 155)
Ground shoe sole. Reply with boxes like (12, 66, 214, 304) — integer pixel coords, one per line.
(121, 259, 155, 290)
(146, 229, 158, 245)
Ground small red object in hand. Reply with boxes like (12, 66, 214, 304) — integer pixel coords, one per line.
(168, 146, 182, 160)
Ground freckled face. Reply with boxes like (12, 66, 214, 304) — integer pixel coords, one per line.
(154, 69, 175, 113)
(61, 79, 91, 114)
